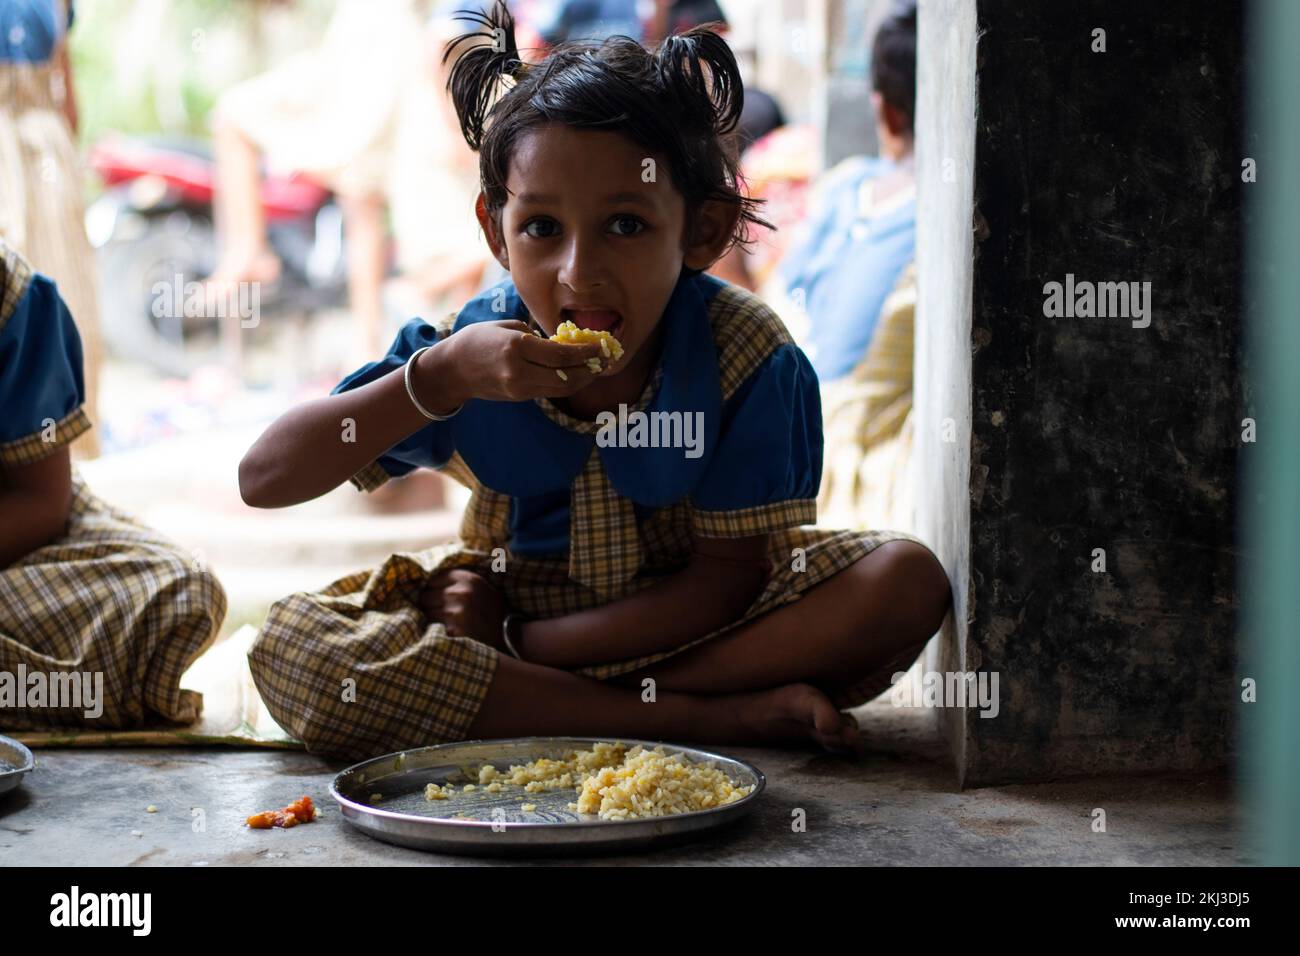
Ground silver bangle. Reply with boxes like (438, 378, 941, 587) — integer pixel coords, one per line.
(502, 612, 527, 660)
(404, 345, 463, 421)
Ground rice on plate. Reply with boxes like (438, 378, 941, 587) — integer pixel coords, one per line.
(425, 741, 755, 820)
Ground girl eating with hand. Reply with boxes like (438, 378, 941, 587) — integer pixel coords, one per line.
(239, 0, 950, 761)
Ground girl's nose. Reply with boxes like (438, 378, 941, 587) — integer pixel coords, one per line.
(557, 233, 610, 291)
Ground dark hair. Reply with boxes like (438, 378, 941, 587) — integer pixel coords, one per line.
(870, 0, 917, 134)
(442, 0, 772, 272)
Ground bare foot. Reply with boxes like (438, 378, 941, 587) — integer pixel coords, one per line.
(728, 682, 864, 756)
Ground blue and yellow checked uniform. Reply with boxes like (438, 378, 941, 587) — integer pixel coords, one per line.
(249, 271, 923, 759)
(0, 239, 226, 731)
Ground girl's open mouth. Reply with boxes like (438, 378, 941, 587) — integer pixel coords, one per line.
(562, 308, 623, 339)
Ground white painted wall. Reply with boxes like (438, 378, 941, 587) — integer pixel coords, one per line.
(914, 0, 976, 782)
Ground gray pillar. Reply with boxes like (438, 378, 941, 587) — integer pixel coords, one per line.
(916, 0, 1242, 786)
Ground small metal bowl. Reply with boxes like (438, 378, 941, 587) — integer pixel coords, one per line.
(0, 735, 34, 797)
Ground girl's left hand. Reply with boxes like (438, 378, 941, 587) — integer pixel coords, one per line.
(418, 568, 510, 653)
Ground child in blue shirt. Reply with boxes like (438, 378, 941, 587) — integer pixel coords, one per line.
(0, 239, 226, 731)
(240, 0, 949, 761)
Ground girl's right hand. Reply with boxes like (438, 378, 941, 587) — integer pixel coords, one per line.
(428, 320, 612, 405)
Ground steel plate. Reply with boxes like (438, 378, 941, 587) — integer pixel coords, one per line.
(330, 737, 765, 856)
(0, 735, 34, 797)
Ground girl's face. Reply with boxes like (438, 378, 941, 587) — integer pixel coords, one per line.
(477, 123, 736, 387)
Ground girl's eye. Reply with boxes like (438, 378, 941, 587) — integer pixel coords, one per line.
(523, 218, 559, 239)
(521, 216, 645, 238)
(609, 216, 646, 237)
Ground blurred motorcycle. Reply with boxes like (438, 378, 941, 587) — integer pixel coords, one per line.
(86, 133, 347, 376)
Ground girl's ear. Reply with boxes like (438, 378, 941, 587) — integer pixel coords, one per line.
(682, 200, 743, 273)
(475, 191, 510, 271)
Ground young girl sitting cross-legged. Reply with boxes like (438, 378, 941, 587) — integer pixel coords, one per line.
(238, 1, 951, 761)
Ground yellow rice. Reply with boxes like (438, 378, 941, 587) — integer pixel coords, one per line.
(549, 321, 625, 361)
(424, 741, 755, 821)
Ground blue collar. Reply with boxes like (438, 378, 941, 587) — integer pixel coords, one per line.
(449, 270, 725, 506)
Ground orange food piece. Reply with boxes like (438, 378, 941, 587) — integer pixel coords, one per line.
(246, 795, 316, 829)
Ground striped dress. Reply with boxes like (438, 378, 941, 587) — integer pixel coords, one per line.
(248, 270, 930, 760)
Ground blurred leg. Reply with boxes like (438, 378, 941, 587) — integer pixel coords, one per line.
(339, 192, 387, 356)
(209, 112, 280, 286)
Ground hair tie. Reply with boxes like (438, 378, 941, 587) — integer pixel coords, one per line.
(500, 57, 529, 89)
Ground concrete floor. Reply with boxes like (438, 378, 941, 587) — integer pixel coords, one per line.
(1, 703, 1246, 866)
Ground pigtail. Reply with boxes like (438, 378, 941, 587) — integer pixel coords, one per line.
(653, 24, 744, 137)
(443, 0, 531, 151)
(651, 22, 770, 260)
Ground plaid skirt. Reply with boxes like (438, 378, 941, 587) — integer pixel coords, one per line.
(0, 473, 227, 731)
(247, 525, 924, 760)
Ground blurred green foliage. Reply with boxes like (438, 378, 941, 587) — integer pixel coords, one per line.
(68, 0, 333, 149)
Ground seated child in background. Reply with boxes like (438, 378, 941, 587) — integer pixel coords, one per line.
(239, 1, 950, 761)
(0, 238, 227, 731)
(768, 1, 920, 533)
